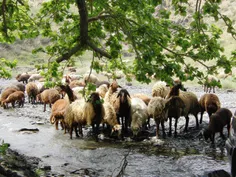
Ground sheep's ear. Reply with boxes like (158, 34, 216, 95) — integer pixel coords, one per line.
(127, 92, 131, 98)
(117, 93, 121, 98)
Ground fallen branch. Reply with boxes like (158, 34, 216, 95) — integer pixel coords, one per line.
(111, 149, 131, 177)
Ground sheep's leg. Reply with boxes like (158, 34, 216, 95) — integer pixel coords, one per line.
(227, 123, 230, 137)
(12, 102, 15, 108)
(168, 117, 172, 137)
(220, 131, 226, 140)
(69, 127, 73, 139)
(55, 120, 59, 130)
(75, 125, 79, 137)
(195, 115, 199, 129)
(200, 111, 204, 124)
(184, 116, 189, 132)
(160, 120, 166, 138)
(43, 104, 46, 112)
(211, 133, 215, 144)
(174, 118, 178, 138)
(155, 119, 160, 139)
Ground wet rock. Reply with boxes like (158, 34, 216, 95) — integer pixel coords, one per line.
(18, 128, 39, 132)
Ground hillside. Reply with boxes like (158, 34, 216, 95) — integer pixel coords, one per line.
(0, 0, 236, 89)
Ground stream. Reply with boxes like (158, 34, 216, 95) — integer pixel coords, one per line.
(0, 79, 234, 177)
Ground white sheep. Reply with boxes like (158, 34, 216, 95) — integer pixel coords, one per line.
(96, 84, 109, 98)
(83, 73, 99, 84)
(102, 102, 122, 136)
(152, 81, 170, 98)
(147, 96, 169, 138)
(130, 97, 149, 136)
(204, 75, 220, 93)
(28, 74, 43, 82)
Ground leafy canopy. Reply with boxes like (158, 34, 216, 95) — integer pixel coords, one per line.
(0, 0, 235, 85)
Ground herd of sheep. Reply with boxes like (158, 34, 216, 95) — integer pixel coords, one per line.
(0, 71, 233, 144)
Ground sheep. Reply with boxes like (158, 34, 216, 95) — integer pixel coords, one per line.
(96, 84, 109, 98)
(0, 87, 18, 107)
(131, 93, 151, 106)
(96, 80, 110, 88)
(166, 84, 201, 132)
(2, 91, 25, 109)
(111, 89, 131, 134)
(8, 82, 25, 92)
(64, 92, 105, 139)
(16, 73, 31, 84)
(69, 79, 86, 88)
(28, 74, 43, 82)
(102, 102, 122, 137)
(83, 73, 99, 84)
(50, 99, 69, 130)
(151, 81, 170, 98)
(26, 82, 39, 104)
(199, 93, 221, 124)
(204, 75, 220, 93)
(37, 88, 61, 112)
(147, 96, 169, 138)
(166, 96, 185, 137)
(104, 80, 120, 104)
(130, 97, 149, 136)
(203, 108, 232, 144)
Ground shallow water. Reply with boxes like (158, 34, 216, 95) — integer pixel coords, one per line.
(0, 79, 234, 176)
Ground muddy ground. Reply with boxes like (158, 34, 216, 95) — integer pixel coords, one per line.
(0, 79, 235, 177)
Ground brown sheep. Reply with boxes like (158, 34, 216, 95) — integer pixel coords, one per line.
(199, 93, 221, 124)
(2, 91, 25, 109)
(37, 88, 61, 112)
(166, 84, 201, 132)
(50, 99, 69, 130)
(26, 82, 39, 104)
(16, 73, 31, 84)
(166, 96, 185, 137)
(69, 80, 86, 88)
(203, 108, 232, 144)
(0, 87, 18, 107)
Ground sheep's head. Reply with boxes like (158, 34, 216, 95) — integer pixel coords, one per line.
(117, 89, 131, 104)
(88, 92, 101, 104)
(110, 80, 120, 92)
(203, 128, 211, 141)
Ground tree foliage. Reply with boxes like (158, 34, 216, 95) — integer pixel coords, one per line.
(0, 0, 236, 85)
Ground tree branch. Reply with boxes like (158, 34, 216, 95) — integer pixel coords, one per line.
(87, 40, 112, 59)
(2, 0, 8, 38)
(88, 14, 113, 23)
(75, 0, 88, 46)
(56, 43, 82, 63)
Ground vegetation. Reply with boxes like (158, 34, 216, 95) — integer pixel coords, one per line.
(0, 0, 236, 86)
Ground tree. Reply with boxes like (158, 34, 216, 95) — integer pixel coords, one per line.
(0, 0, 235, 85)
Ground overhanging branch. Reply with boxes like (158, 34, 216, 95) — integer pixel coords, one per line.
(87, 40, 112, 59)
(56, 43, 82, 63)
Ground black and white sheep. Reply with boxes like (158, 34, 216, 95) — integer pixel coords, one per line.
(64, 92, 105, 139)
